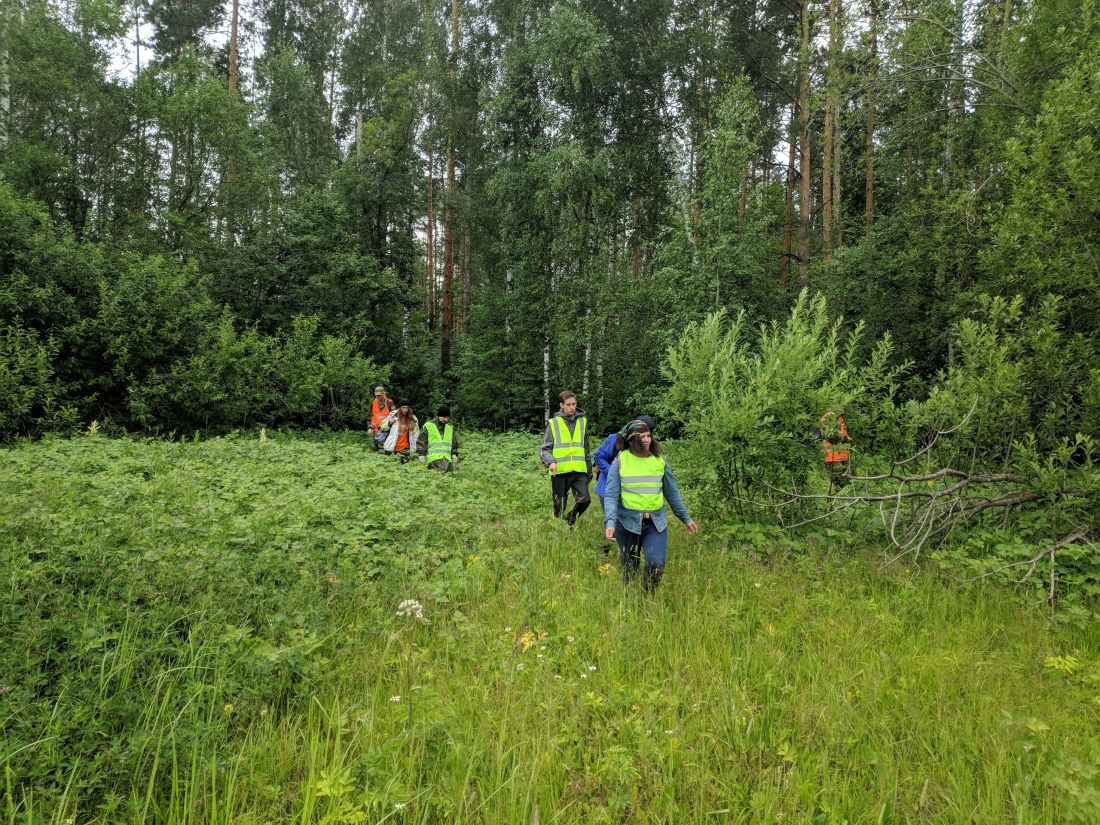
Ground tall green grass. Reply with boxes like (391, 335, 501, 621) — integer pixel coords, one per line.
(2, 432, 1098, 822)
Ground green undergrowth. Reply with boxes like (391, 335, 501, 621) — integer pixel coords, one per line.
(2, 432, 1099, 823)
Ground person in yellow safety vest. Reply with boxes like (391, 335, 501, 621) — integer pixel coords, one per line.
(603, 419, 698, 591)
(818, 411, 851, 487)
(417, 404, 458, 472)
(539, 390, 592, 526)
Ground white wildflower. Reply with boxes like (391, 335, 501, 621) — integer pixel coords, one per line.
(396, 599, 428, 623)
(588, 665, 597, 671)
(389, 695, 402, 703)
(516, 663, 524, 670)
(566, 635, 575, 643)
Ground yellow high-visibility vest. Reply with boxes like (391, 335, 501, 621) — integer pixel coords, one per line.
(618, 451, 665, 511)
(550, 415, 587, 474)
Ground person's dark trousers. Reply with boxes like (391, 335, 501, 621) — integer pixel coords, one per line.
(615, 517, 667, 591)
(427, 458, 453, 472)
(551, 471, 591, 524)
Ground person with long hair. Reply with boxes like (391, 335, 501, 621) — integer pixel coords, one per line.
(380, 399, 419, 461)
(603, 419, 698, 590)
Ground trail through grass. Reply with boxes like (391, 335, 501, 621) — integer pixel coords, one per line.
(2, 432, 1099, 823)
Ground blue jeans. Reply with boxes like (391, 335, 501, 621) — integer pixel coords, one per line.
(616, 517, 667, 587)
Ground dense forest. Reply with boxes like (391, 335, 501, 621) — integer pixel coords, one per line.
(3, 0, 1096, 434)
(4, 3, 1100, 819)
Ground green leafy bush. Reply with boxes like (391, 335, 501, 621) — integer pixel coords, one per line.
(135, 315, 390, 431)
(661, 291, 907, 517)
(0, 324, 59, 436)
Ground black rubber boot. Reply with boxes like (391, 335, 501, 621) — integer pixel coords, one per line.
(642, 565, 664, 593)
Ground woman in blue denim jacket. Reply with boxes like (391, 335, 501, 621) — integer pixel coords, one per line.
(603, 419, 698, 590)
(593, 415, 656, 503)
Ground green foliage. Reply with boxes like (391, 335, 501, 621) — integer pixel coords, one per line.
(1, 433, 1098, 821)
(981, 23, 1100, 343)
(912, 294, 1099, 462)
(133, 315, 391, 431)
(0, 324, 58, 435)
(662, 291, 906, 516)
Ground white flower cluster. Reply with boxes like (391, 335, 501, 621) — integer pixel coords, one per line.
(395, 599, 428, 623)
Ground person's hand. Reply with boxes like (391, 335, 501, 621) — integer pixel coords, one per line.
(604, 526, 615, 541)
(418, 455, 425, 464)
(549, 461, 558, 474)
(685, 519, 699, 535)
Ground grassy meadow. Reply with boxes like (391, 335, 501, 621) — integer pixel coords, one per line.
(2, 431, 1099, 823)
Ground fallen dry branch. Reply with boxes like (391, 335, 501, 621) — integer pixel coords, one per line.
(780, 466, 1085, 565)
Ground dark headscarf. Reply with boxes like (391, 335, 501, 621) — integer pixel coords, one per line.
(618, 419, 651, 441)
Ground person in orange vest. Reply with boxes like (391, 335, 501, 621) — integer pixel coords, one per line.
(380, 399, 419, 461)
(818, 411, 851, 488)
(368, 386, 394, 450)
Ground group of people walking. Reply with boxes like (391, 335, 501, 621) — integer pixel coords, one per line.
(367, 385, 850, 593)
(367, 386, 458, 472)
(540, 390, 699, 592)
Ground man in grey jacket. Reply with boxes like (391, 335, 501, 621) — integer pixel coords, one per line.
(539, 390, 592, 525)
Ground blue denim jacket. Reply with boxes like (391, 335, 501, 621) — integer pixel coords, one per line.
(603, 454, 692, 534)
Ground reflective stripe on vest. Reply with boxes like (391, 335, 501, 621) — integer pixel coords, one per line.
(618, 451, 666, 511)
(551, 415, 587, 474)
(425, 421, 453, 461)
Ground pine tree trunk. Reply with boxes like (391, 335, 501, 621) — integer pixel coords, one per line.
(228, 0, 239, 96)
(833, 113, 843, 247)
(426, 144, 435, 332)
(824, 0, 842, 257)
(823, 99, 833, 262)
(797, 0, 812, 290)
(441, 0, 459, 373)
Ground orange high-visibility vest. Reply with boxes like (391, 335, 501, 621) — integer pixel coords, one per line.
(370, 398, 393, 429)
(822, 414, 849, 463)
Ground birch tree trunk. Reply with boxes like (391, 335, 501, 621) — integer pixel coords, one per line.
(781, 121, 796, 292)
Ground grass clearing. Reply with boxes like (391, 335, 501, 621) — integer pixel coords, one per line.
(2, 432, 1099, 823)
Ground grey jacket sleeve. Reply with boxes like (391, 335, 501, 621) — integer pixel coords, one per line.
(416, 427, 428, 457)
(584, 425, 593, 476)
(451, 429, 458, 459)
(539, 421, 556, 467)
